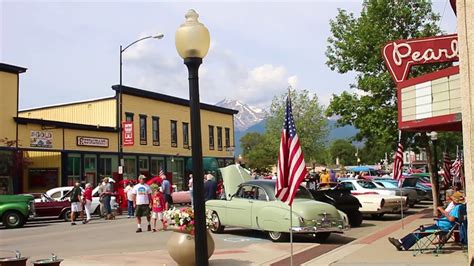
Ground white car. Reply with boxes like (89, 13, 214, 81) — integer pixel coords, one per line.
(46, 182, 118, 214)
(337, 179, 407, 218)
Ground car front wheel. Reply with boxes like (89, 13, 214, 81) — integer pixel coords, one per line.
(210, 212, 225, 233)
(63, 209, 71, 222)
(267, 231, 289, 242)
(2, 211, 25, 229)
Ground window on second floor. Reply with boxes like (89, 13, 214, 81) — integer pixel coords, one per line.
(209, 125, 214, 150)
(225, 127, 230, 148)
(183, 122, 189, 149)
(139, 115, 147, 145)
(125, 112, 134, 122)
(171, 120, 178, 147)
(152, 116, 160, 146)
(217, 126, 223, 151)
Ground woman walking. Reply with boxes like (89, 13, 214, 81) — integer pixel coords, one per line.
(82, 183, 93, 224)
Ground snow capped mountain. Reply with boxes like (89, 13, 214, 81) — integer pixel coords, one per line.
(216, 98, 265, 131)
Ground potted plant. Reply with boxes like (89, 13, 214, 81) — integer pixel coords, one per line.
(163, 207, 215, 265)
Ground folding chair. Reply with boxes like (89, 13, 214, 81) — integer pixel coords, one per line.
(412, 204, 466, 256)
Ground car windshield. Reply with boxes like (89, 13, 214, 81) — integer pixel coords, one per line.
(294, 186, 314, 200)
(378, 181, 398, 189)
(357, 181, 377, 189)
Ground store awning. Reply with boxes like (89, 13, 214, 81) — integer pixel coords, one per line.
(185, 157, 219, 172)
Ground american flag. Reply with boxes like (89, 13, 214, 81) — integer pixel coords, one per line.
(392, 142, 404, 187)
(159, 168, 165, 178)
(441, 152, 452, 187)
(275, 96, 307, 206)
(451, 153, 462, 187)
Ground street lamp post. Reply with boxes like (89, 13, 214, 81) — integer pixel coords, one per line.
(118, 34, 164, 174)
(175, 9, 210, 266)
(429, 131, 442, 206)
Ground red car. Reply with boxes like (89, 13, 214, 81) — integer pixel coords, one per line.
(32, 193, 71, 221)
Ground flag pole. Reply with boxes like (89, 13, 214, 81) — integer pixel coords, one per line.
(398, 130, 404, 230)
(288, 86, 293, 266)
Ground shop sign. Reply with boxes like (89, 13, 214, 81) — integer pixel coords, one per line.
(122, 121, 134, 146)
(77, 136, 109, 148)
(30, 130, 53, 148)
(382, 34, 458, 84)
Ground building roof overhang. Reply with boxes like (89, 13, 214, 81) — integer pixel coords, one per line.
(14, 117, 117, 132)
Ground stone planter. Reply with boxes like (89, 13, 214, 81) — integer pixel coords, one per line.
(166, 230, 215, 265)
(0, 257, 28, 266)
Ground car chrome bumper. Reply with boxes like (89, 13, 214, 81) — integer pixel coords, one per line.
(291, 225, 348, 234)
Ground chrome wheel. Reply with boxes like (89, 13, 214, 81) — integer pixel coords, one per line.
(210, 212, 224, 233)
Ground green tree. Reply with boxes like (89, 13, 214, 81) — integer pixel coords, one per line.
(239, 132, 276, 172)
(325, 0, 441, 148)
(329, 139, 357, 166)
(265, 89, 329, 165)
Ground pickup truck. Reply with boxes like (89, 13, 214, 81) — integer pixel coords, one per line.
(0, 194, 36, 228)
(308, 183, 363, 227)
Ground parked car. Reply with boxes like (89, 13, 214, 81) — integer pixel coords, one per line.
(372, 179, 418, 207)
(206, 165, 349, 243)
(309, 183, 363, 227)
(31, 193, 71, 221)
(46, 183, 119, 214)
(0, 194, 36, 228)
(403, 177, 433, 201)
(337, 179, 408, 218)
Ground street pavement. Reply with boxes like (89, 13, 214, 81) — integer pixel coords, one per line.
(0, 202, 468, 265)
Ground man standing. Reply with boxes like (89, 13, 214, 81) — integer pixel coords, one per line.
(204, 174, 217, 201)
(161, 175, 172, 210)
(132, 175, 152, 233)
(70, 181, 83, 225)
(101, 177, 114, 220)
(124, 180, 134, 218)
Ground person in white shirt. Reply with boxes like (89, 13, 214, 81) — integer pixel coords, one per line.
(132, 175, 152, 233)
(124, 181, 135, 218)
(188, 174, 193, 207)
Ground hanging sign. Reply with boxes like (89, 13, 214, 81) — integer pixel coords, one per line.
(30, 130, 53, 148)
(382, 34, 458, 84)
(122, 121, 134, 146)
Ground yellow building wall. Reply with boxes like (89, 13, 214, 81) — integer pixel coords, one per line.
(122, 94, 234, 158)
(63, 129, 118, 152)
(17, 124, 64, 150)
(0, 72, 18, 147)
(18, 98, 116, 127)
(22, 150, 61, 192)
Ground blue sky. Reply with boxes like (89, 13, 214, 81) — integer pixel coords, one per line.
(1, 1, 456, 110)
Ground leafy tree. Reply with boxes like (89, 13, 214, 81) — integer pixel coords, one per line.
(240, 89, 328, 170)
(325, 0, 442, 148)
(239, 132, 276, 172)
(325, 0, 448, 211)
(265, 89, 328, 164)
(329, 139, 357, 166)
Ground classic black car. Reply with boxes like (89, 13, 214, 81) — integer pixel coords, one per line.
(309, 183, 363, 227)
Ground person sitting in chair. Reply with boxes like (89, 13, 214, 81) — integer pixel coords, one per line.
(388, 191, 465, 251)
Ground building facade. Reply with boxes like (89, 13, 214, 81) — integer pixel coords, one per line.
(0, 63, 237, 194)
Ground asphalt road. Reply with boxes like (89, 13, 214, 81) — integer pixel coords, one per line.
(0, 202, 431, 261)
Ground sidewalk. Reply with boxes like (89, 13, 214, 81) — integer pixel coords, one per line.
(62, 209, 469, 265)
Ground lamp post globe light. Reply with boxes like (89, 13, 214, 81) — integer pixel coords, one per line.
(118, 34, 163, 175)
(175, 9, 210, 266)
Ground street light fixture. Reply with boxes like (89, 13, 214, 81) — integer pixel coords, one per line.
(118, 33, 164, 175)
(175, 9, 210, 266)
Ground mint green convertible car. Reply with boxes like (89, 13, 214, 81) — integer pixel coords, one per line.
(206, 165, 349, 242)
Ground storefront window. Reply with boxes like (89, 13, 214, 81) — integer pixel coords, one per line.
(84, 154, 97, 186)
(123, 156, 136, 180)
(139, 156, 149, 177)
(67, 154, 81, 186)
(0, 150, 14, 194)
(99, 155, 118, 179)
(150, 157, 165, 176)
(167, 157, 184, 191)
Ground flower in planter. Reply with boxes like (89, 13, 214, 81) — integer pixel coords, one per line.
(163, 207, 213, 234)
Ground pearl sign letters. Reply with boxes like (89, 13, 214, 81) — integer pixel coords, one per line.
(382, 34, 458, 84)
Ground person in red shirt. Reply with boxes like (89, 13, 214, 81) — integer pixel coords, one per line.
(151, 188, 166, 232)
(82, 183, 93, 224)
